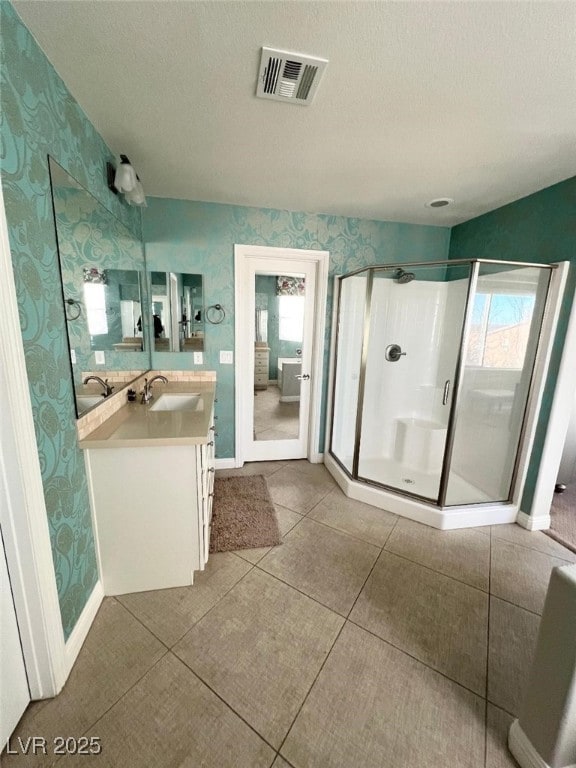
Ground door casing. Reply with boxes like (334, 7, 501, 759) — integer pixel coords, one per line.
(234, 244, 329, 466)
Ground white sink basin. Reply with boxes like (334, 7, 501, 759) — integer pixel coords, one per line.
(150, 393, 202, 412)
(77, 394, 104, 413)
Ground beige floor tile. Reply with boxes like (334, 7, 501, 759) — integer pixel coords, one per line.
(486, 704, 517, 768)
(491, 538, 572, 614)
(384, 518, 491, 590)
(308, 487, 397, 546)
(258, 517, 380, 616)
(118, 552, 252, 647)
(282, 622, 485, 768)
(3, 600, 165, 768)
(488, 597, 540, 716)
(234, 504, 303, 564)
(173, 569, 344, 748)
(491, 523, 576, 562)
(271, 757, 293, 768)
(350, 551, 488, 694)
(56, 653, 275, 767)
(265, 464, 335, 514)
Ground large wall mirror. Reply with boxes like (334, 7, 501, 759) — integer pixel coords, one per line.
(150, 271, 204, 351)
(48, 157, 151, 416)
(253, 274, 304, 441)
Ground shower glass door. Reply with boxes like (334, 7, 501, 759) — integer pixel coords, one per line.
(356, 263, 470, 502)
(330, 273, 368, 474)
(443, 263, 551, 505)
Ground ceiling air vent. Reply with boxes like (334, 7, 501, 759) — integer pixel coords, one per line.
(256, 47, 329, 105)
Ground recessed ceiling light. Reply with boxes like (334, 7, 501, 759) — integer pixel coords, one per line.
(426, 198, 454, 208)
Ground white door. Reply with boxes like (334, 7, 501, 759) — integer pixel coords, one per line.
(235, 246, 329, 464)
(1, 529, 30, 748)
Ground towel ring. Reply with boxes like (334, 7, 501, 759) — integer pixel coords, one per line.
(65, 298, 82, 321)
(206, 304, 225, 324)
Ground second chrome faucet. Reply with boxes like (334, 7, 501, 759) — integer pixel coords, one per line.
(141, 375, 168, 404)
(83, 375, 114, 398)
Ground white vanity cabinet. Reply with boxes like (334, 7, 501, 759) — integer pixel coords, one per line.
(84, 421, 215, 596)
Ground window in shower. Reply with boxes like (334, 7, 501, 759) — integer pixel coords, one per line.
(467, 292, 536, 369)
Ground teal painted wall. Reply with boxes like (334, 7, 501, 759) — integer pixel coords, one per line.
(449, 176, 576, 513)
(143, 198, 451, 458)
(1, 1, 141, 638)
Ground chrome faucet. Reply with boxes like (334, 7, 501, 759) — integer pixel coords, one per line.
(141, 375, 168, 404)
(83, 375, 114, 398)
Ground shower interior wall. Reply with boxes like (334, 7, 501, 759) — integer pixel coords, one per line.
(359, 276, 467, 469)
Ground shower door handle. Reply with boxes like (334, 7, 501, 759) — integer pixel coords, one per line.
(442, 380, 451, 406)
(385, 344, 406, 362)
(296, 374, 310, 380)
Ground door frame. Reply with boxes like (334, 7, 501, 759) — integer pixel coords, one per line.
(234, 244, 329, 467)
(0, 183, 65, 702)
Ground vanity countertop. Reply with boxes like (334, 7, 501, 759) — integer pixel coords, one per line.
(78, 381, 216, 449)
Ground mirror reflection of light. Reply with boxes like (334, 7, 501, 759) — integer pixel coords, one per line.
(278, 295, 304, 342)
(83, 282, 108, 335)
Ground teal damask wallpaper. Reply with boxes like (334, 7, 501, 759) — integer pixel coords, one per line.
(144, 198, 451, 457)
(1, 1, 141, 639)
(449, 176, 576, 514)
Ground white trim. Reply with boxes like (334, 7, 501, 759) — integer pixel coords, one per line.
(510, 264, 568, 508)
(508, 720, 555, 768)
(215, 458, 236, 470)
(0, 183, 66, 699)
(325, 453, 518, 530)
(324, 275, 342, 455)
(63, 581, 104, 675)
(234, 244, 329, 467)
(528, 262, 575, 519)
(516, 510, 552, 532)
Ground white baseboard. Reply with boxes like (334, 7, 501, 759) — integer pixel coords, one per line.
(64, 581, 104, 677)
(508, 720, 554, 768)
(216, 455, 324, 469)
(516, 510, 551, 531)
(215, 458, 236, 470)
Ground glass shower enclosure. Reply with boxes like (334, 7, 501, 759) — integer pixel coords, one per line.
(329, 259, 554, 508)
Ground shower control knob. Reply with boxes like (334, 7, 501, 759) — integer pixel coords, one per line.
(385, 344, 406, 362)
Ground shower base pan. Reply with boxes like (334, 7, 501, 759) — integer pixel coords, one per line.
(324, 453, 518, 530)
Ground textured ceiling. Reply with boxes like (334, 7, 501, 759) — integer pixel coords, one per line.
(13, 0, 576, 226)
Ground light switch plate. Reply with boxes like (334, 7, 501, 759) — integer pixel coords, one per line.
(193, 351, 203, 365)
(70, 349, 76, 364)
(220, 350, 233, 364)
(94, 351, 105, 365)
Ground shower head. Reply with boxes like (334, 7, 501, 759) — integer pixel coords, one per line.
(394, 268, 415, 284)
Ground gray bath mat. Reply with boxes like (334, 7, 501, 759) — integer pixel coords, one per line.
(209, 474, 282, 553)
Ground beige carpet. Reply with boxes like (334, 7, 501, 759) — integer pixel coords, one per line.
(545, 485, 576, 554)
(209, 474, 282, 553)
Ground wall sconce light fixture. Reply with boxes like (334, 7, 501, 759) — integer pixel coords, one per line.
(106, 154, 147, 207)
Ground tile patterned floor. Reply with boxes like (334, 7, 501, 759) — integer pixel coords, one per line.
(4, 460, 575, 767)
